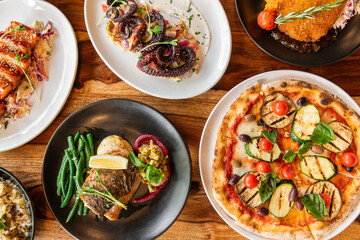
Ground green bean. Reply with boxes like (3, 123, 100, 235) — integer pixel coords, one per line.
(77, 201, 84, 216)
(61, 151, 75, 208)
(59, 157, 69, 197)
(67, 136, 78, 161)
(80, 135, 91, 170)
(82, 206, 89, 216)
(66, 195, 80, 223)
(56, 155, 67, 196)
(74, 132, 81, 143)
(74, 152, 85, 189)
(77, 138, 85, 155)
(86, 133, 95, 156)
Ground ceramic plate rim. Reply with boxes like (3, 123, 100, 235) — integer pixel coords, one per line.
(0, 0, 78, 152)
(199, 70, 360, 240)
(41, 98, 192, 240)
(84, 0, 232, 99)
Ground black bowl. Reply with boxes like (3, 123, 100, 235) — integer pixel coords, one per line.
(235, 0, 360, 66)
(42, 99, 192, 240)
(0, 167, 35, 240)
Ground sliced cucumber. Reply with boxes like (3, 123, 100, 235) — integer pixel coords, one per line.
(300, 156, 337, 180)
(245, 137, 281, 162)
(323, 121, 353, 153)
(269, 180, 295, 218)
(260, 92, 297, 129)
(291, 105, 320, 143)
(305, 181, 342, 221)
(236, 171, 265, 208)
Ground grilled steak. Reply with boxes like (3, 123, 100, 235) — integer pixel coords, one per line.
(80, 136, 141, 220)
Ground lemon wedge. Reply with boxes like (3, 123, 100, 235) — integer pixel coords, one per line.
(89, 155, 128, 169)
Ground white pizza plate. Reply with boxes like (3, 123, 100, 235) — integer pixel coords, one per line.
(84, 0, 231, 99)
(0, 0, 78, 152)
(199, 70, 360, 240)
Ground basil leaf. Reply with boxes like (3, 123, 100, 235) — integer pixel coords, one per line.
(283, 150, 296, 162)
(297, 142, 312, 156)
(310, 122, 335, 144)
(261, 130, 278, 144)
(153, 25, 161, 34)
(146, 166, 162, 184)
(301, 194, 327, 220)
(129, 151, 146, 167)
(259, 173, 280, 202)
(0, 221, 5, 230)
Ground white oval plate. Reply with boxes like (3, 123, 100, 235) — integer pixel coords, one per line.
(0, 0, 78, 152)
(84, 0, 231, 99)
(199, 70, 360, 240)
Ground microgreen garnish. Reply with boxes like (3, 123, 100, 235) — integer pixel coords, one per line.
(120, 1, 127, 5)
(78, 170, 127, 209)
(129, 151, 163, 184)
(137, 39, 178, 54)
(97, 0, 119, 26)
(0, 25, 26, 40)
(274, 0, 344, 24)
(15, 53, 40, 102)
(153, 25, 161, 34)
(138, 9, 143, 14)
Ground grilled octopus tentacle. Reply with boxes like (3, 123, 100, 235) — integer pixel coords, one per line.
(137, 46, 196, 78)
(118, 17, 146, 50)
(113, 0, 137, 23)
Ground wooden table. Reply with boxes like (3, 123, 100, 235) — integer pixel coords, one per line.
(1, 0, 360, 239)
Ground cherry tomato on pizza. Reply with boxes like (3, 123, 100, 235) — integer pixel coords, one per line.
(281, 165, 295, 180)
(272, 101, 289, 116)
(256, 162, 271, 175)
(341, 152, 358, 168)
(244, 174, 259, 189)
(259, 138, 273, 152)
(320, 193, 331, 207)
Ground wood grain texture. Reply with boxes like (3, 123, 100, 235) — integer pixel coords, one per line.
(0, 0, 359, 239)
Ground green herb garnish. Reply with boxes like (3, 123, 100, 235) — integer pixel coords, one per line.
(274, 0, 344, 24)
(153, 25, 162, 34)
(129, 151, 163, 184)
(261, 130, 278, 144)
(301, 194, 327, 220)
(283, 150, 296, 162)
(3, 121, 8, 130)
(137, 39, 178, 54)
(0, 220, 5, 230)
(188, 14, 194, 28)
(78, 170, 127, 209)
(259, 172, 280, 202)
(310, 122, 335, 144)
(283, 141, 312, 162)
(0, 25, 26, 40)
(97, 0, 119, 26)
(15, 53, 40, 102)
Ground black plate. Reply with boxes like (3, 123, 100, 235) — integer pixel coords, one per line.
(0, 167, 35, 240)
(235, 0, 360, 66)
(42, 99, 192, 240)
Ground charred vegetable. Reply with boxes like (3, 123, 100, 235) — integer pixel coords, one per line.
(236, 171, 265, 208)
(245, 137, 281, 162)
(260, 92, 297, 128)
(305, 181, 342, 221)
(323, 121, 353, 153)
(300, 156, 337, 180)
(268, 180, 296, 218)
(291, 105, 320, 143)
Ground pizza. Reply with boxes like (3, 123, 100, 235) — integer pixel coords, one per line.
(212, 79, 360, 239)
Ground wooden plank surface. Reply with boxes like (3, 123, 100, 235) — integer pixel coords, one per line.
(1, 0, 360, 239)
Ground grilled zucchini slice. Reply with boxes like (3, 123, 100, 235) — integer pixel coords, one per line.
(323, 121, 353, 153)
(245, 137, 281, 162)
(305, 181, 342, 221)
(291, 104, 320, 143)
(260, 92, 297, 128)
(300, 156, 337, 180)
(236, 171, 265, 208)
(269, 180, 295, 218)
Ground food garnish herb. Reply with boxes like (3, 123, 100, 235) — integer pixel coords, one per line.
(129, 151, 163, 184)
(283, 141, 312, 162)
(0, 25, 26, 40)
(97, 0, 120, 26)
(274, 0, 344, 24)
(4, 121, 8, 130)
(188, 14, 194, 28)
(78, 170, 127, 209)
(15, 53, 40, 102)
(261, 130, 278, 144)
(310, 122, 335, 144)
(137, 39, 178, 54)
(259, 172, 280, 202)
(0, 220, 6, 230)
(301, 194, 327, 220)
(187, 2, 192, 13)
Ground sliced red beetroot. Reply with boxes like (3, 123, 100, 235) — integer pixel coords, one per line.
(133, 157, 171, 203)
(134, 134, 169, 157)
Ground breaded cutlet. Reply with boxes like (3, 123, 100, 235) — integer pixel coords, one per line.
(265, 0, 346, 42)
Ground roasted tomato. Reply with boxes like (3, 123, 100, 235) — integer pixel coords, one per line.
(257, 10, 277, 30)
